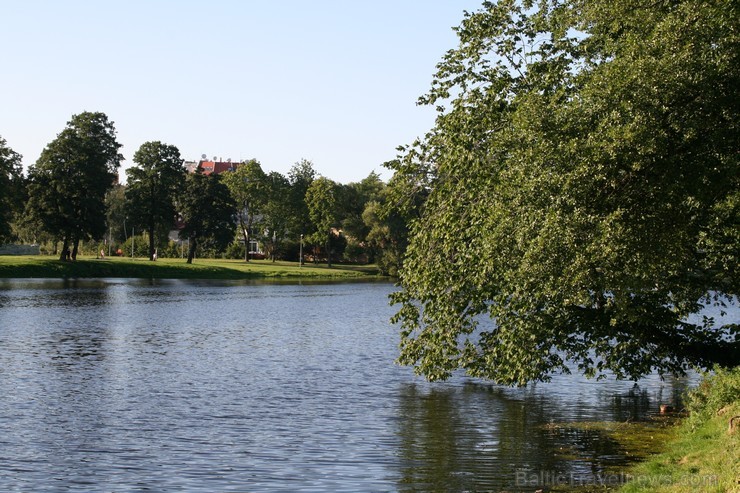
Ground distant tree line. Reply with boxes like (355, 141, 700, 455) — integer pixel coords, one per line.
(0, 112, 412, 274)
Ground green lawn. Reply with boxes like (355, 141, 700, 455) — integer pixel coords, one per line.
(0, 255, 381, 280)
(617, 405, 739, 493)
(618, 368, 740, 493)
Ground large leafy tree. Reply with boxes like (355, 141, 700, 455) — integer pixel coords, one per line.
(105, 184, 128, 245)
(391, 0, 739, 385)
(179, 171, 235, 264)
(287, 158, 316, 239)
(0, 136, 23, 242)
(337, 171, 386, 244)
(362, 171, 421, 276)
(222, 159, 267, 261)
(26, 112, 122, 260)
(261, 171, 292, 261)
(126, 141, 185, 261)
(305, 176, 339, 267)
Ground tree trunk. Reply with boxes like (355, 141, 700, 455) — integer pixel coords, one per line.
(149, 223, 156, 261)
(242, 226, 249, 262)
(71, 237, 80, 261)
(59, 237, 69, 261)
(326, 234, 332, 268)
(186, 236, 197, 264)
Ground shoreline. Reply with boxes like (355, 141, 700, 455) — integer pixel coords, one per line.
(616, 368, 739, 493)
(0, 255, 383, 281)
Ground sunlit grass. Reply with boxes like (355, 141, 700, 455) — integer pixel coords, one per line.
(0, 255, 380, 280)
(616, 404, 738, 492)
(617, 369, 740, 493)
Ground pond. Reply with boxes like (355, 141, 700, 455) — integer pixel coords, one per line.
(0, 279, 716, 492)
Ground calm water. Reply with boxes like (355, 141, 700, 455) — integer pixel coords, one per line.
(0, 279, 715, 492)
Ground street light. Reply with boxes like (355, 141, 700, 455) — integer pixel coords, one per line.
(299, 234, 303, 267)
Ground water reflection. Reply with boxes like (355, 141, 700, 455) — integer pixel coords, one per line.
(395, 378, 693, 492)
(0, 279, 716, 492)
(396, 384, 499, 492)
(47, 328, 108, 369)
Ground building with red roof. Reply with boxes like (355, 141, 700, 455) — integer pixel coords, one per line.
(184, 158, 241, 175)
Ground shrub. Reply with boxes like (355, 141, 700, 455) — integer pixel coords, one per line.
(120, 234, 151, 258)
(685, 366, 740, 429)
(343, 242, 369, 263)
(159, 240, 183, 259)
(276, 239, 301, 262)
(222, 241, 246, 260)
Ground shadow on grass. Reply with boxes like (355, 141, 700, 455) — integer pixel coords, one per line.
(1, 258, 267, 280)
(0, 257, 380, 280)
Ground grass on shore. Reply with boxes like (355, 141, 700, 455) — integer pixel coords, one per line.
(619, 367, 740, 493)
(0, 255, 381, 280)
(542, 368, 739, 493)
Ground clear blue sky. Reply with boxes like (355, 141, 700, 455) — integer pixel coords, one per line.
(1, 1, 482, 184)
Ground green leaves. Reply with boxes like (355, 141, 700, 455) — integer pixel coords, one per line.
(393, 0, 740, 385)
(222, 159, 268, 261)
(0, 136, 23, 241)
(25, 112, 122, 255)
(125, 141, 185, 261)
(179, 172, 236, 264)
(305, 176, 339, 266)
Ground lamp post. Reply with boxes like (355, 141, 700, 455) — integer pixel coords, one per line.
(299, 234, 303, 267)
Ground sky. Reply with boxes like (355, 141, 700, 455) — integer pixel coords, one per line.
(1, 1, 483, 184)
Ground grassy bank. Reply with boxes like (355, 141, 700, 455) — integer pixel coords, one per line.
(0, 255, 381, 280)
(619, 367, 739, 493)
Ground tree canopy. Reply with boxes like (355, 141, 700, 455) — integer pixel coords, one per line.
(25, 112, 122, 260)
(362, 171, 419, 276)
(287, 158, 317, 238)
(390, 0, 739, 385)
(179, 171, 235, 264)
(222, 159, 267, 261)
(126, 141, 185, 261)
(306, 176, 339, 267)
(0, 136, 23, 242)
(105, 184, 128, 246)
(338, 171, 385, 242)
(261, 171, 292, 261)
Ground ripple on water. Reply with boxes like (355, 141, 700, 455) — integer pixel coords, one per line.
(0, 279, 720, 492)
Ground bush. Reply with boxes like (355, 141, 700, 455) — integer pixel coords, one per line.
(38, 242, 54, 255)
(78, 240, 106, 256)
(685, 366, 740, 429)
(120, 234, 152, 258)
(376, 247, 404, 277)
(159, 240, 183, 259)
(276, 239, 301, 262)
(193, 238, 228, 259)
(222, 241, 246, 260)
(343, 241, 369, 263)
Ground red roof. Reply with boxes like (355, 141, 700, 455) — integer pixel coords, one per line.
(196, 160, 240, 175)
